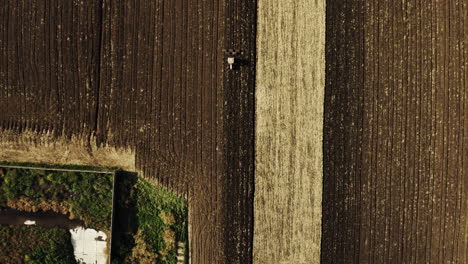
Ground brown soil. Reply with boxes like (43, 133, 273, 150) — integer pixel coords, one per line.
(0, 208, 84, 229)
(0, 1, 257, 263)
(322, 1, 467, 263)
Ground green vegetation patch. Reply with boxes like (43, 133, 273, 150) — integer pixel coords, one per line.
(0, 166, 114, 231)
(0, 225, 75, 264)
(0, 161, 188, 263)
(112, 172, 188, 264)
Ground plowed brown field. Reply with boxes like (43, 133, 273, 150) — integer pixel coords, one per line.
(0, 1, 256, 263)
(322, 1, 467, 263)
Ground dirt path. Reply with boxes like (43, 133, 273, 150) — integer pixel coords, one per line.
(0, 209, 84, 229)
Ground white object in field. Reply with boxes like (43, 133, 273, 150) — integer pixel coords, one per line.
(177, 242, 186, 263)
(227, 57, 235, 69)
(24, 220, 36, 225)
(70, 227, 108, 264)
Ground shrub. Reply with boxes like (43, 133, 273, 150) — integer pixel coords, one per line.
(0, 226, 75, 264)
(112, 175, 187, 264)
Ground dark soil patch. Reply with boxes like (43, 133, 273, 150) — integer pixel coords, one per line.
(0, 208, 84, 229)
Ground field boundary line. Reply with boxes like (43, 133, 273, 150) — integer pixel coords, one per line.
(0, 165, 115, 174)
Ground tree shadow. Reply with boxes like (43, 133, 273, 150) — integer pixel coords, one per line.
(110, 171, 138, 263)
